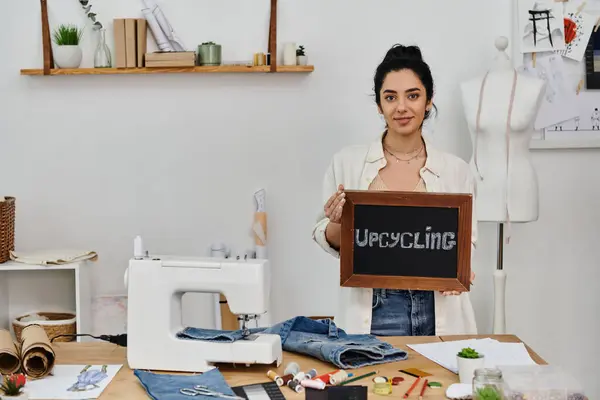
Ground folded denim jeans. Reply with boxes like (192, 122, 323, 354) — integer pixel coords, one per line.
(134, 368, 236, 400)
(177, 316, 408, 369)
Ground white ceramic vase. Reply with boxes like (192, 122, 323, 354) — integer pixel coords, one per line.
(283, 43, 296, 66)
(0, 391, 29, 400)
(53, 45, 82, 68)
(297, 55, 308, 65)
(457, 355, 485, 384)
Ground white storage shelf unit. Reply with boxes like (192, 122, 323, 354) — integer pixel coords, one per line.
(0, 260, 92, 342)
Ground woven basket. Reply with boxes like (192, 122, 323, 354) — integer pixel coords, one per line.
(0, 196, 15, 263)
(13, 312, 77, 343)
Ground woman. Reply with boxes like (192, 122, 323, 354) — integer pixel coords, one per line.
(312, 44, 478, 336)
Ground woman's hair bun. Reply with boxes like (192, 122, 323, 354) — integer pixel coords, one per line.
(383, 44, 423, 63)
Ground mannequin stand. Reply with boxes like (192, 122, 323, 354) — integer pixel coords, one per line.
(493, 223, 507, 334)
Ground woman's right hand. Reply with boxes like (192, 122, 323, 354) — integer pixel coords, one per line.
(324, 184, 345, 223)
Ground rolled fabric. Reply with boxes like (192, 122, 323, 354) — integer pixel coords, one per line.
(19, 324, 55, 379)
(0, 329, 21, 375)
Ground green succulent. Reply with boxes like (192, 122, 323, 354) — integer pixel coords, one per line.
(457, 347, 481, 358)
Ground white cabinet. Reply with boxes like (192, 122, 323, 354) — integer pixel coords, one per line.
(0, 261, 92, 342)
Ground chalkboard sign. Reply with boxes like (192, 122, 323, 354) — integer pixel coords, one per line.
(340, 190, 472, 292)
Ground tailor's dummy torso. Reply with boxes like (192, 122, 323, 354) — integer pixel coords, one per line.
(460, 39, 545, 223)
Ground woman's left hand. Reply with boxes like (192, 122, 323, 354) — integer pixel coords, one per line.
(440, 271, 475, 296)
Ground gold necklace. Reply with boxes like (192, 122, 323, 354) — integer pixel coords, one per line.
(384, 145, 423, 164)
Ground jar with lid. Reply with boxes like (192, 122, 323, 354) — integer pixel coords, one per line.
(473, 368, 505, 399)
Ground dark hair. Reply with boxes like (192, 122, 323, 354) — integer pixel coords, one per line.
(374, 44, 437, 120)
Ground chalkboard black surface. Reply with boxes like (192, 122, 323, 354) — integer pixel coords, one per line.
(340, 190, 472, 292)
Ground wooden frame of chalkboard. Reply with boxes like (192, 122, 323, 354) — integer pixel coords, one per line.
(340, 190, 472, 292)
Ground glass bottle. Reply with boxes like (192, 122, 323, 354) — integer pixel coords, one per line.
(473, 368, 505, 400)
(94, 28, 112, 68)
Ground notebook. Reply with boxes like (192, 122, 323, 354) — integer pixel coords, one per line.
(407, 338, 538, 374)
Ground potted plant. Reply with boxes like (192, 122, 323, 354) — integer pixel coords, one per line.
(456, 347, 485, 384)
(0, 373, 28, 400)
(296, 45, 308, 65)
(52, 24, 83, 68)
(197, 41, 222, 66)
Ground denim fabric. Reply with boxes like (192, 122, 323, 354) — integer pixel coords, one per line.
(370, 289, 435, 336)
(134, 368, 236, 400)
(177, 327, 264, 342)
(177, 316, 408, 369)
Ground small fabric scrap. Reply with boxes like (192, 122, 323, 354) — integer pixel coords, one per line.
(134, 368, 236, 400)
(9, 249, 98, 265)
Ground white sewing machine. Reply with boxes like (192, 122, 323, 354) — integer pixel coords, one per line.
(124, 236, 283, 372)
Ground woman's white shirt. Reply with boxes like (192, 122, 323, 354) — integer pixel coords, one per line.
(312, 134, 478, 335)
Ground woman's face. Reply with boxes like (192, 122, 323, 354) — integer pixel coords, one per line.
(378, 69, 431, 137)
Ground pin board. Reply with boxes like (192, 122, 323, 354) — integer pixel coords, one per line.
(339, 190, 473, 292)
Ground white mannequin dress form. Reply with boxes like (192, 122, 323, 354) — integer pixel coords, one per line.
(461, 37, 545, 224)
(460, 37, 545, 334)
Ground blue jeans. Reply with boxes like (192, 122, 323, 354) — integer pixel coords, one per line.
(370, 289, 435, 336)
(134, 368, 237, 400)
(178, 316, 408, 369)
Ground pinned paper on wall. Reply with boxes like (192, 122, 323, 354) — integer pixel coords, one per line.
(518, 0, 566, 53)
(544, 91, 600, 139)
(518, 52, 578, 129)
(555, 3, 595, 61)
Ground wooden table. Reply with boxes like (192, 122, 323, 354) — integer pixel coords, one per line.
(50, 334, 545, 399)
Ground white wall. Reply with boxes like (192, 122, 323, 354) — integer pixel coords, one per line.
(1, 0, 597, 398)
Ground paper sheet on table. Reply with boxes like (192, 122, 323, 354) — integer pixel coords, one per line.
(407, 338, 537, 374)
(25, 364, 122, 399)
(518, 52, 579, 130)
(9, 249, 97, 265)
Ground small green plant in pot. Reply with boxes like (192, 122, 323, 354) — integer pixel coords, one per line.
(456, 347, 485, 384)
(52, 24, 83, 68)
(296, 45, 307, 66)
(197, 41, 222, 66)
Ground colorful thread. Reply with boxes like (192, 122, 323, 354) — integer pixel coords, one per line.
(305, 368, 317, 379)
(281, 374, 294, 385)
(329, 370, 348, 385)
(301, 379, 326, 390)
(287, 379, 304, 393)
(266, 370, 284, 386)
(284, 362, 300, 376)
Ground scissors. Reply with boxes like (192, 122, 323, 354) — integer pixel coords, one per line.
(179, 384, 245, 399)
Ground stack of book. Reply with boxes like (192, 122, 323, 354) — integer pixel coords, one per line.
(113, 18, 147, 68)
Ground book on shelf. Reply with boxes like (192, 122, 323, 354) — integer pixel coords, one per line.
(113, 18, 148, 68)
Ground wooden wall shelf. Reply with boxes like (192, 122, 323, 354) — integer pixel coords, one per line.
(20, 65, 314, 76)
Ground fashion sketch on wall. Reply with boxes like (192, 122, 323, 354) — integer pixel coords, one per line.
(544, 91, 600, 142)
(518, 0, 565, 53)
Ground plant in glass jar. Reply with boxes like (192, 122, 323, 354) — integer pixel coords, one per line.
(0, 373, 28, 400)
(77, 0, 112, 67)
(457, 347, 485, 384)
(473, 368, 504, 400)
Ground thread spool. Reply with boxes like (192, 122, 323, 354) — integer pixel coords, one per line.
(314, 370, 338, 384)
(266, 370, 284, 386)
(287, 379, 304, 393)
(329, 370, 348, 385)
(373, 381, 392, 395)
(284, 362, 300, 376)
(281, 374, 294, 385)
(293, 372, 305, 382)
(305, 369, 317, 379)
(301, 379, 325, 390)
